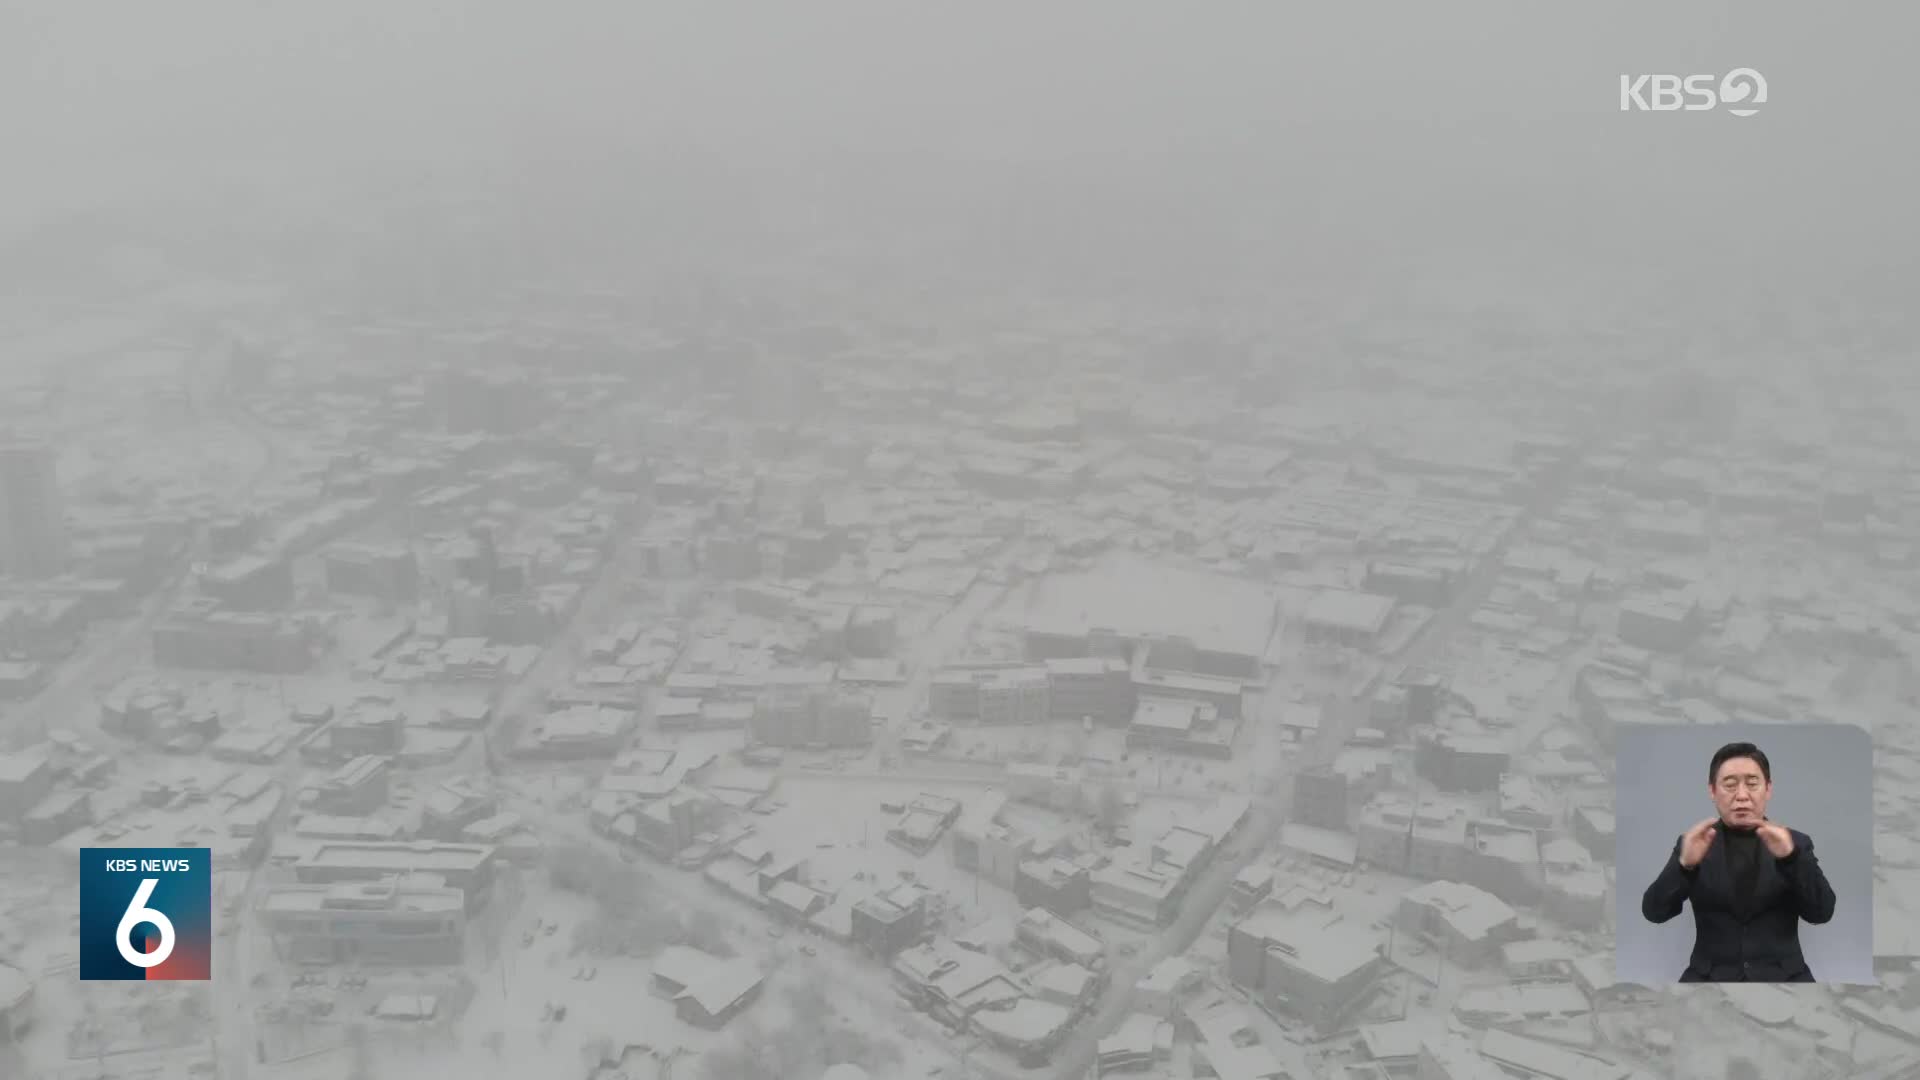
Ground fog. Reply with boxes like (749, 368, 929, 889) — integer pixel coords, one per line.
(4, 6, 1919, 1080)
(8, 3, 1918, 336)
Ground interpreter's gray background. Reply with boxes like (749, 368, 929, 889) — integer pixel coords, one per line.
(1616, 723, 1875, 984)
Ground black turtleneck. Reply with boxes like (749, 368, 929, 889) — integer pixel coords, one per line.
(1724, 824, 1762, 912)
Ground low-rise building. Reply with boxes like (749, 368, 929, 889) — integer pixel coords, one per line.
(1043, 657, 1135, 726)
(674, 960, 764, 1030)
(1227, 904, 1385, 1031)
(1015, 857, 1092, 916)
(290, 841, 496, 912)
(1396, 881, 1525, 967)
(1414, 732, 1510, 793)
(851, 882, 931, 959)
(1091, 850, 1185, 928)
(887, 793, 962, 855)
(1126, 697, 1235, 759)
(152, 609, 312, 673)
(518, 705, 635, 760)
(1355, 795, 1472, 880)
(259, 879, 465, 966)
(1302, 589, 1397, 649)
(311, 755, 392, 816)
(1291, 766, 1352, 830)
(750, 687, 873, 748)
(1016, 907, 1105, 968)
(951, 815, 1034, 889)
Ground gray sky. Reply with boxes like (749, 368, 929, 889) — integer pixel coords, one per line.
(5, 2, 1916, 334)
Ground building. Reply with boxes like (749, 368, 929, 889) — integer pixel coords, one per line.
(1397, 881, 1524, 967)
(1098, 1013, 1172, 1074)
(0, 750, 53, 825)
(199, 554, 295, 610)
(890, 939, 1026, 1033)
(1291, 767, 1350, 830)
(1003, 763, 1087, 812)
(258, 879, 466, 965)
(1126, 697, 1235, 759)
(673, 960, 764, 1030)
(1466, 820, 1544, 908)
(1091, 849, 1186, 928)
(1616, 594, 1703, 653)
(750, 687, 873, 748)
(0, 660, 47, 702)
(974, 998, 1076, 1067)
(0, 441, 66, 579)
(21, 788, 92, 845)
(1570, 805, 1614, 862)
(851, 883, 930, 959)
(1414, 733, 1510, 793)
(1043, 657, 1136, 725)
(311, 755, 392, 815)
(887, 793, 963, 855)
(518, 705, 635, 760)
(1188, 1001, 1291, 1080)
(443, 369, 541, 434)
(1497, 774, 1554, 830)
(627, 791, 714, 861)
(290, 841, 496, 911)
(928, 665, 1052, 725)
(151, 608, 312, 673)
(1134, 957, 1202, 1018)
(324, 544, 420, 603)
(1355, 796, 1472, 880)
(951, 817, 1034, 889)
(329, 706, 406, 757)
(1301, 589, 1397, 649)
(1015, 857, 1092, 915)
(1363, 562, 1454, 607)
(1500, 938, 1577, 981)
(1279, 824, 1359, 872)
(1229, 865, 1275, 913)
(1228, 904, 1385, 1031)
(845, 606, 897, 657)
(1016, 907, 1106, 968)
(1022, 556, 1280, 682)
(421, 780, 496, 840)
(1396, 669, 1447, 729)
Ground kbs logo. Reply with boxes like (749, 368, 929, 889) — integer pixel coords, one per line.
(1620, 68, 1767, 117)
(79, 848, 212, 981)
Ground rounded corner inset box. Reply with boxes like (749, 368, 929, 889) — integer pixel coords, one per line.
(1612, 723, 1876, 986)
(78, 847, 214, 982)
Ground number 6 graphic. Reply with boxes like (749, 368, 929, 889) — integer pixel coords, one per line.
(115, 878, 176, 968)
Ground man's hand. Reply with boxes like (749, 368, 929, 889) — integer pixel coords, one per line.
(1757, 820, 1796, 859)
(1679, 817, 1720, 868)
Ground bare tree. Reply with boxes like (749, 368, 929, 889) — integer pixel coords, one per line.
(678, 907, 736, 957)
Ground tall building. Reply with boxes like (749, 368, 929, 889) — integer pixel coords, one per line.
(0, 441, 66, 579)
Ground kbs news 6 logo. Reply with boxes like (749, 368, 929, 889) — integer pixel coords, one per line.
(79, 848, 212, 981)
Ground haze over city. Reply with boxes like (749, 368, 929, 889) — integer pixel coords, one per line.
(2, 4, 1918, 1080)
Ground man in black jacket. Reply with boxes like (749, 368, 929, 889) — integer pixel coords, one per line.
(1641, 741, 1838, 981)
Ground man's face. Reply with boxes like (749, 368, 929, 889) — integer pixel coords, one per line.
(1712, 756, 1771, 827)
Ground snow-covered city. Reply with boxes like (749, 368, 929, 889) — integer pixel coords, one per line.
(5, 5, 1920, 1080)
